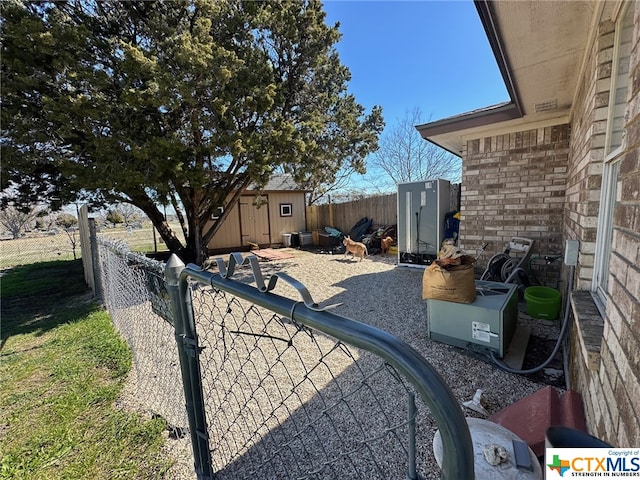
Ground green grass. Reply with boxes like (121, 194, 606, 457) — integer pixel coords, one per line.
(1, 260, 172, 479)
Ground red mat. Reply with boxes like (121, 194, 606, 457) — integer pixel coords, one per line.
(252, 248, 295, 261)
(489, 386, 587, 457)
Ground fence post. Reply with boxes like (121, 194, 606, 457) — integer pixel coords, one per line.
(165, 254, 214, 480)
(88, 218, 104, 304)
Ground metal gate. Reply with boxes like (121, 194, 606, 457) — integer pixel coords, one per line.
(164, 253, 474, 479)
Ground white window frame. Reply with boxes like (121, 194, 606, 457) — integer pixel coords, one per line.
(592, 3, 632, 310)
(279, 203, 292, 217)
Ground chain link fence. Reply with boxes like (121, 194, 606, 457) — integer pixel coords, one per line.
(95, 236, 195, 477)
(0, 231, 79, 267)
(0, 221, 166, 269)
(96, 221, 171, 253)
(91, 235, 474, 479)
(193, 287, 425, 479)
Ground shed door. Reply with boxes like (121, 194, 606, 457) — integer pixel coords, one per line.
(239, 196, 270, 246)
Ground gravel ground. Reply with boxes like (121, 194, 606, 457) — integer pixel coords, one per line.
(150, 247, 565, 479)
(235, 247, 564, 393)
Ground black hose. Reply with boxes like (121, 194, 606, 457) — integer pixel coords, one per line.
(490, 265, 574, 375)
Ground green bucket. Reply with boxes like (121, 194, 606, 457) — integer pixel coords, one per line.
(524, 286, 562, 320)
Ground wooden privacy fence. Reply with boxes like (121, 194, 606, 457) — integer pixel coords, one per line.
(306, 194, 397, 233)
(306, 185, 461, 234)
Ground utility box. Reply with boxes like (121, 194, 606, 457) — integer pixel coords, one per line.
(426, 280, 518, 358)
(397, 179, 450, 267)
(298, 232, 313, 246)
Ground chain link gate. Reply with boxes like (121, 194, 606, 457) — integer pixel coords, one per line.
(165, 253, 474, 480)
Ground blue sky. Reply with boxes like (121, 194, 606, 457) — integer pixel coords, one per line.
(320, 0, 509, 195)
(322, 0, 509, 128)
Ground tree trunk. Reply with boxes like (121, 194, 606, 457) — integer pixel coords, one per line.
(193, 229, 205, 265)
(151, 212, 187, 257)
(134, 197, 188, 260)
(179, 231, 203, 265)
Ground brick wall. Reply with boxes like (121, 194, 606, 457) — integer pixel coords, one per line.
(564, 18, 614, 291)
(566, 2, 640, 448)
(457, 4, 640, 448)
(459, 126, 568, 286)
(452, 0, 639, 449)
(597, 1, 640, 447)
(567, 13, 614, 445)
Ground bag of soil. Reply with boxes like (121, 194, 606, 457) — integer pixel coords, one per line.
(422, 255, 476, 304)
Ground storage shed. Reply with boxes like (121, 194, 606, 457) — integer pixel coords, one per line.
(205, 174, 307, 253)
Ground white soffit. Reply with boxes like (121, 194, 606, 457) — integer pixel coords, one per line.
(493, 1, 596, 117)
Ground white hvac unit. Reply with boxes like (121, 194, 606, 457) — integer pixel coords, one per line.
(397, 179, 450, 267)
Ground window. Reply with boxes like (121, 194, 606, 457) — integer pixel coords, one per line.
(211, 206, 224, 220)
(593, 4, 632, 309)
(280, 203, 292, 217)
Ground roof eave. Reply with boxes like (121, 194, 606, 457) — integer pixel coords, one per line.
(473, 0, 523, 115)
(416, 102, 521, 138)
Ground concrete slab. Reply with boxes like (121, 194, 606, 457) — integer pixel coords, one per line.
(503, 325, 531, 370)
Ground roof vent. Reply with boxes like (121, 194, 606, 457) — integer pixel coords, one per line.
(534, 99, 557, 113)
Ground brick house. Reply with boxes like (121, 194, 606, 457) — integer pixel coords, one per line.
(417, 1, 639, 447)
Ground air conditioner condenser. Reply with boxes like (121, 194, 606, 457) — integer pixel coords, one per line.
(426, 280, 518, 358)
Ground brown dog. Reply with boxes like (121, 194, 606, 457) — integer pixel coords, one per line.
(380, 236, 393, 255)
(342, 236, 368, 261)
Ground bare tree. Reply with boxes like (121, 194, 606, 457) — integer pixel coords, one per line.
(64, 228, 79, 260)
(0, 206, 39, 239)
(371, 107, 461, 184)
(53, 213, 79, 259)
(304, 164, 364, 205)
(115, 203, 142, 227)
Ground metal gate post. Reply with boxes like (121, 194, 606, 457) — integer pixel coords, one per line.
(165, 254, 213, 480)
(407, 392, 418, 480)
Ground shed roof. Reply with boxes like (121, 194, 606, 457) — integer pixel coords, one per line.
(247, 174, 306, 193)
